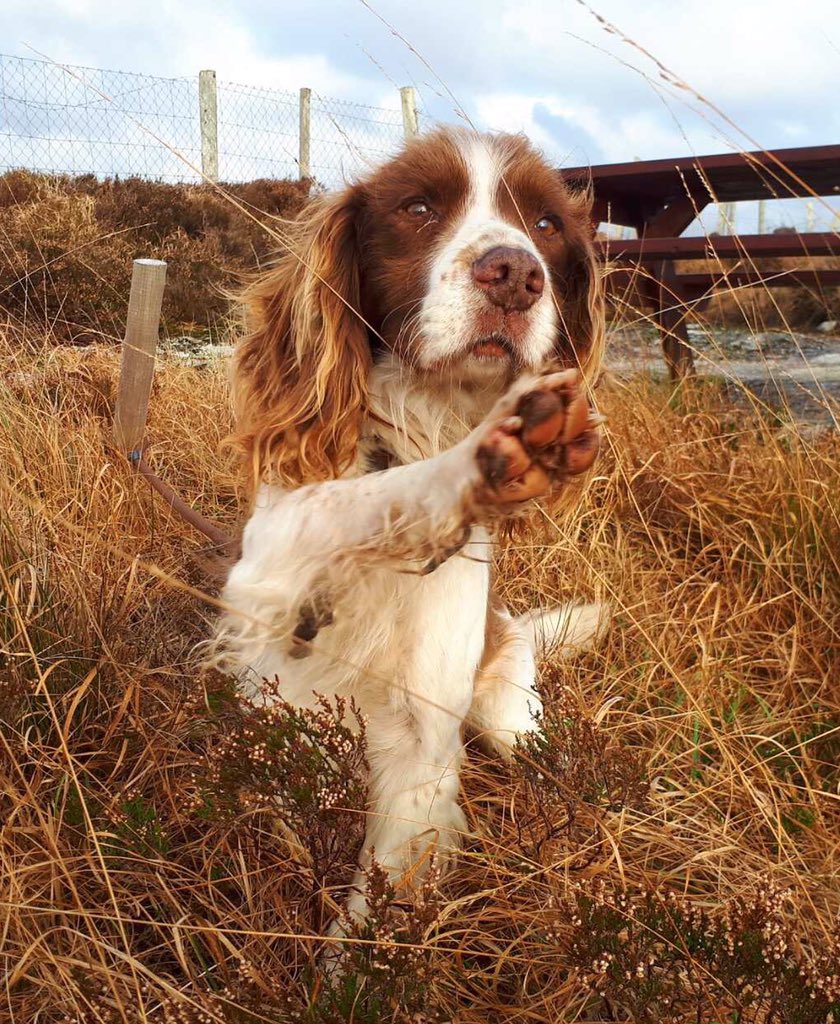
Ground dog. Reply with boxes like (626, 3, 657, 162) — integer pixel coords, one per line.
(214, 127, 607, 925)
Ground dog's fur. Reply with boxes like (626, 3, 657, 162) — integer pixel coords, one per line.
(214, 128, 607, 923)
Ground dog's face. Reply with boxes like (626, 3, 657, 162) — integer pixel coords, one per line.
(354, 129, 600, 381)
(234, 128, 603, 484)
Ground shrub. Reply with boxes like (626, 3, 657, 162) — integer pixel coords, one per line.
(558, 877, 840, 1022)
(0, 170, 308, 342)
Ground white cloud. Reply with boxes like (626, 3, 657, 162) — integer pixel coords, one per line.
(471, 89, 720, 168)
(2, 0, 837, 173)
(3, 0, 377, 99)
(497, 0, 839, 106)
(472, 93, 558, 150)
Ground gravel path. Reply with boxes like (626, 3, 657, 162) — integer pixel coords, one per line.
(606, 325, 840, 428)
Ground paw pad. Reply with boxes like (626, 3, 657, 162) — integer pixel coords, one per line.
(476, 370, 603, 504)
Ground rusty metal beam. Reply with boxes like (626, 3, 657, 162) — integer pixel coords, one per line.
(606, 267, 840, 293)
(654, 262, 696, 379)
(642, 195, 708, 238)
(598, 232, 840, 262)
(561, 144, 840, 203)
(637, 197, 710, 378)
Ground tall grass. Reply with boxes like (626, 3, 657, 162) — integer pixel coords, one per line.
(1, 320, 838, 1021)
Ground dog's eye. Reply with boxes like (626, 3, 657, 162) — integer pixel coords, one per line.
(403, 199, 435, 218)
(535, 215, 559, 237)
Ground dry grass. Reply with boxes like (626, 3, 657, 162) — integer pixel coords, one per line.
(1, 315, 838, 1022)
(3, 171, 836, 352)
(687, 256, 839, 331)
(0, 171, 308, 343)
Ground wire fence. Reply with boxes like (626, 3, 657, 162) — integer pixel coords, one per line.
(0, 53, 412, 187)
(1, 53, 836, 235)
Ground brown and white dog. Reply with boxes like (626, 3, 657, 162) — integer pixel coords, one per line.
(215, 127, 607, 924)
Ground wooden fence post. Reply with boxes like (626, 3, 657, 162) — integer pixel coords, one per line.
(199, 69, 219, 182)
(716, 202, 736, 235)
(113, 259, 168, 455)
(757, 199, 766, 234)
(299, 87, 311, 179)
(399, 85, 418, 139)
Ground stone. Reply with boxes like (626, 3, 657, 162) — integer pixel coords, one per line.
(753, 331, 790, 348)
(737, 335, 761, 353)
(816, 320, 838, 334)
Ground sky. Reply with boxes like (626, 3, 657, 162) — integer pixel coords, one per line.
(2, 0, 839, 229)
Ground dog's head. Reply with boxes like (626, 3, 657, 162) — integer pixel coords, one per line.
(233, 128, 604, 484)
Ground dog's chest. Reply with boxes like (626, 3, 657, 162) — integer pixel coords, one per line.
(289, 526, 491, 711)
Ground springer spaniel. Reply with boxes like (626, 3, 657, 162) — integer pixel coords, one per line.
(215, 127, 607, 925)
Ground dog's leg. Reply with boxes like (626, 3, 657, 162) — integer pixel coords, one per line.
(353, 707, 466, 905)
(468, 601, 610, 759)
(468, 603, 542, 760)
(326, 530, 488, 937)
(323, 705, 467, 971)
(218, 369, 603, 672)
(329, 653, 473, 940)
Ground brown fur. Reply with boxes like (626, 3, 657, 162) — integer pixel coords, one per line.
(229, 186, 371, 488)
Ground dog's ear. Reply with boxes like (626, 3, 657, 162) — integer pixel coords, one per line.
(554, 188, 605, 383)
(231, 184, 370, 487)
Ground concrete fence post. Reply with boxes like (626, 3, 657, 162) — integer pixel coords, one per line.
(198, 69, 219, 182)
(113, 259, 168, 455)
(299, 87, 311, 179)
(399, 85, 418, 139)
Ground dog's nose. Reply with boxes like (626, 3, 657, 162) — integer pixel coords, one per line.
(471, 246, 545, 311)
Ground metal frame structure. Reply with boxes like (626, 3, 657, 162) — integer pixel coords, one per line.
(561, 145, 840, 377)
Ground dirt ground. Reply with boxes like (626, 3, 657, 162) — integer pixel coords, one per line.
(606, 323, 840, 427)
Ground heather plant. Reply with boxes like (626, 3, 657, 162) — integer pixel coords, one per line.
(513, 680, 650, 863)
(203, 684, 369, 889)
(311, 862, 448, 1024)
(0, 170, 308, 341)
(555, 877, 840, 1022)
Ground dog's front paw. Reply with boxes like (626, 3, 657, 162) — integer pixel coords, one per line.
(473, 369, 603, 506)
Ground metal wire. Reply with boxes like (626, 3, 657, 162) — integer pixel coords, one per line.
(307, 91, 406, 184)
(0, 53, 410, 188)
(215, 79, 300, 182)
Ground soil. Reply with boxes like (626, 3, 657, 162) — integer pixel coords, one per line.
(606, 324, 840, 428)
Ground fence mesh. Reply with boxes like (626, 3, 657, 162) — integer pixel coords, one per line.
(0, 53, 410, 187)
(0, 56, 201, 181)
(214, 80, 299, 183)
(308, 93, 406, 182)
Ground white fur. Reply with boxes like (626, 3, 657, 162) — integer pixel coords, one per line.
(216, 368, 606, 926)
(523, 602, 611, 658)
(470, 605, 543, 758)
(418, 135, 558, 374)
(217, 375, 487, 928)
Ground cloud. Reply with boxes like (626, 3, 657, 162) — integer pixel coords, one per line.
(2, 0, 380, 98)
(2, 0, 838, 172)
(471, 90, 722, 168)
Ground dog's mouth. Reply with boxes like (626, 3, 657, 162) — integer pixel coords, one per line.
(469, 334, 518, 362)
